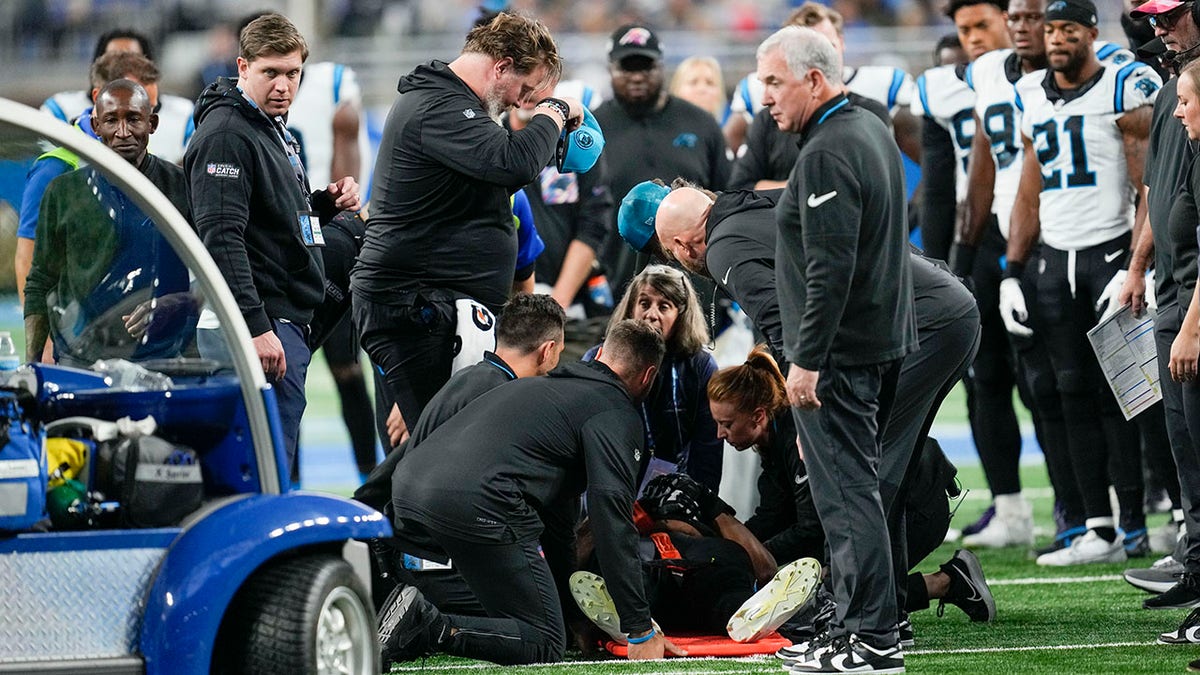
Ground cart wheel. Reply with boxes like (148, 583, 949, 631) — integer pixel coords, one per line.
(214, 553, 379, 675)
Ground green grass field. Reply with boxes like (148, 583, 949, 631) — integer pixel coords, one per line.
(376, 461, 1196, 674)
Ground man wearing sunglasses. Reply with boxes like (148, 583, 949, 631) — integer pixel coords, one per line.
(1117, 0, 1200, 642)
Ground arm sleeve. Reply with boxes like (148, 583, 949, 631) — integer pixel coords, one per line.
(728, 110, 775, 190)
(919, 115, 958, 261)
(185, 130, 270, 336)
(420, 102, 559, 188)
(790, 152, 864, 370)
(574, 157, 614, 252)
(682, 352, 723, 491)
(17, 158, 71, 240)
(581, 409, 652, 635)
(721, 257, 785, 362)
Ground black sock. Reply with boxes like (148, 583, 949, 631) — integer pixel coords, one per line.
(1094, 526, 1117, 543)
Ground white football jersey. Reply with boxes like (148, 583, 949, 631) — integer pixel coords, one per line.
(287, 62, 371, 190)
(730, 64, 914, 120)
(1015, 59, 1160, 250)
(968, 41, 1138, 238)
(912, 64, 976, 200)
(41, 89, 194, 164)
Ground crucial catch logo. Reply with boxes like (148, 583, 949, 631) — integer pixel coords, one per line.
(206, 162, 240, 179)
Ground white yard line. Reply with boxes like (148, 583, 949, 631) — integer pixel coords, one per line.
(991, 574, 1122, 585)
(907, 640, 1152, 656)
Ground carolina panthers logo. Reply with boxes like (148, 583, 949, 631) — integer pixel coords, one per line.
(576, 130, 595, 149)
(1047, 1, 1067, 11)
(1135, 77, 1160, 98)
(673, 133, 698, 148)
(471, 304, 494, 332)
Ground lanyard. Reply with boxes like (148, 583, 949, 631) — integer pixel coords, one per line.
(237, 87, 312, 208)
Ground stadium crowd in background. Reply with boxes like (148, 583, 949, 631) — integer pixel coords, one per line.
(15, 0, 1200, 672)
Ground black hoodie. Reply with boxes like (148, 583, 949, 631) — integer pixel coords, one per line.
(391, 359, 652, 634)
(353, 61, 560, 313)
(185, 77, 324, 336)
(705, 189, 786, 363)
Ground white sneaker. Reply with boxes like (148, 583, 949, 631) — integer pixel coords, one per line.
(962, 514, 1034, 548)
(962, 494, 1034, 548)
(1150, 520, 1182, 555)
(728, 557, 821, 643)
(1036, 530, 1127, 566)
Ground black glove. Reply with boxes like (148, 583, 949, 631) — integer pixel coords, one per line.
(638, 472, 734, 525)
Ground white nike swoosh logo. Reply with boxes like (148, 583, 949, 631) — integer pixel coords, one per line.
(722, 267, 732, 285)
(1104, 249, 1123, 263)
(807, 190, 838, 208)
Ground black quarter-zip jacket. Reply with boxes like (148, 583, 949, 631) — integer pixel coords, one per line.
(775, 95, 918, 370)
(391, 359, 652, 634)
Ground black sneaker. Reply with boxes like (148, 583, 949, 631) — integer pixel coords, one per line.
(1144, 574, 1200, 610)
(897, 617, 914, 648)
(776, 629, 835, 665)
(1159, 607, 1200, 644)
(789, 634, 905, 674)
(378, 584, 447, 665)
(937, 549, 996, 622)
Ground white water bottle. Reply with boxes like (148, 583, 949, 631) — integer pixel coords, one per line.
(0, 332, 18, 375)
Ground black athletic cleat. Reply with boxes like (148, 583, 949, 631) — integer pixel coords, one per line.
(937, 549, 996, 622)
(1159, 607, 1200, 644)
(1144, 574, 1200, 610)
(378, 584, 447, 665)
(1124, 528, 1151, 558)
(788, 634, 904, 674)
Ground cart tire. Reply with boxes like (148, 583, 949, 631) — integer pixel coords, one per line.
(214, 553, 379, 675)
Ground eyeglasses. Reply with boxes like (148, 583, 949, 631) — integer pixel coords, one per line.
(1149, 4, 1192, 30)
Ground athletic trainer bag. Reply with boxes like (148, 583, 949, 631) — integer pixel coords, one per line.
(96, 434, 202, 528)
(0, 390, 45, 532)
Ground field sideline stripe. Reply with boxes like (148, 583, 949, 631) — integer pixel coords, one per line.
(908, 640, 1151, 655)
(389, 640, 1157, 671)
(991, 573, 1122, 586)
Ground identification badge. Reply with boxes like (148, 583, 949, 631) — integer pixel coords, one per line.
(298, 210, 325, 247)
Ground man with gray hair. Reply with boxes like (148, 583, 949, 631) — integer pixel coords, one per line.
(759, 25, 917, 674)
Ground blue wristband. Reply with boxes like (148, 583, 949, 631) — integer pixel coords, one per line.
(626, 626, 656, 644)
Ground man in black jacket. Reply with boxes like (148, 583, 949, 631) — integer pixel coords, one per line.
(352, 12, 584, 437)
(762, 25, 918, 673)
(378, 320, 681, 665)
(185, 13, 360, 478)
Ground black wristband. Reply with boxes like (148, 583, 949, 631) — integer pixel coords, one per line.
(1004, 260, 1026, 280)
(535, 97, 570, 126)
(949, 243, 977, 279)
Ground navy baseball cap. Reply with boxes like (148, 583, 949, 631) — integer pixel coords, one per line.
(557, 108, 605, 174)
(618, 181, 670, 252)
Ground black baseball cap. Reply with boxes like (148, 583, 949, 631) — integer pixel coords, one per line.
(608, 24, 663, 62)
(1045, 0, 1099, 26)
